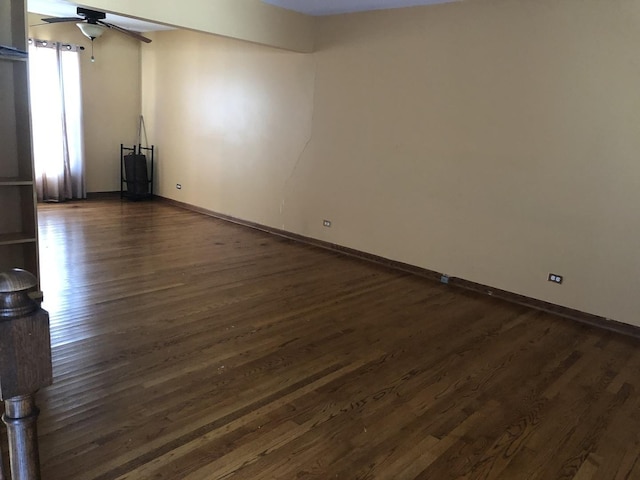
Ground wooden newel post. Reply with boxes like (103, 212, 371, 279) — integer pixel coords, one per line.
(0, 269, 52, 480)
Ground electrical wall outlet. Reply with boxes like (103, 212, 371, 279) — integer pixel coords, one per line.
(176, 184, 182, 190)
(548, 273, 563, 284)
(323, 220, 331, 227)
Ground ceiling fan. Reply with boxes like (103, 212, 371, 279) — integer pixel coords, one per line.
(41, 7, 152, 44)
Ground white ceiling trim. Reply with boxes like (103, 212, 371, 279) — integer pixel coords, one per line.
(262, 0, 460, 16)
(27, 0, 459, 39)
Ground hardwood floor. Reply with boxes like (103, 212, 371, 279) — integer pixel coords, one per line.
(27, 198, 640, 479)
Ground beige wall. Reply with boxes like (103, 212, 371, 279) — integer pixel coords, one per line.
(28, 13, 141, 192)
(79, 0, 314, 52)
(143, 0, 640, 326)
(141, 29, 315, 223)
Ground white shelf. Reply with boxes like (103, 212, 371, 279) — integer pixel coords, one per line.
(0, 233, 36, 246)
(0, 178, 33, 186)
(0, 46, 27, 61)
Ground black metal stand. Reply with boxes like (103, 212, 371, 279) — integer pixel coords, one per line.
(120, 144, 154, 200)
(120, 144, 135, 200)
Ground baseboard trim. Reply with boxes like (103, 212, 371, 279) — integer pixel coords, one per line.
(87, 191, 121, 199)
(156, 195, 640, 339)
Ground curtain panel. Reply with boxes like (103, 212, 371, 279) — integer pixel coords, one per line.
(28, 39, 85, 202)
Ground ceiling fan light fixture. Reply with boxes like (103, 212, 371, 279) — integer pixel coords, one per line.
(76, 22, 106, 40)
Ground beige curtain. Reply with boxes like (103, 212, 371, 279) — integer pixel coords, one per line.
(28, 40, 85, 202)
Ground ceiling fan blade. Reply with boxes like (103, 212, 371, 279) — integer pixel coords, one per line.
(42, 17, 83, 24)
(98, 21, 152, 43)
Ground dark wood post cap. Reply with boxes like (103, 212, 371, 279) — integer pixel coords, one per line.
(0, 269, 38, 319)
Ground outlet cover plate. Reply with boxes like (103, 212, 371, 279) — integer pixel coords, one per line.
(548, 273, 563, 284)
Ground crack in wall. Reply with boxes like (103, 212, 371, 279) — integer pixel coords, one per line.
(280, 56, 318, 229)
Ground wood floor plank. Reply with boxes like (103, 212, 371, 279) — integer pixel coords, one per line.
(24, 198, 640, 480)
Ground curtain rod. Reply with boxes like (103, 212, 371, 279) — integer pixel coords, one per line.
(28, 38, 85, 52)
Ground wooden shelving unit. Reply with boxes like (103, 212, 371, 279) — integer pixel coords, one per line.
(0, 0, 39, 279)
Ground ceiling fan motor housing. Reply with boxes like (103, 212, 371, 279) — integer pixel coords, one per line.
(77, 7, 106, 22)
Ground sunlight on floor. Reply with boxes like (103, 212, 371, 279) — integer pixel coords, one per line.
(38, 206, 88, 328)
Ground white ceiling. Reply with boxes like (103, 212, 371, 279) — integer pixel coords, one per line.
(262, 0, 459, 16)
(27, 0, 172, 32)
